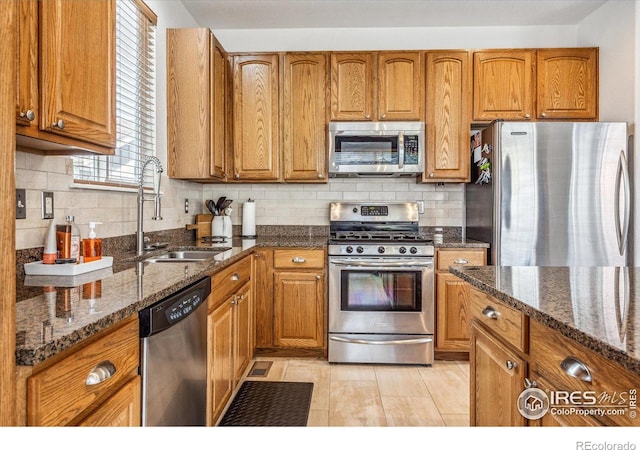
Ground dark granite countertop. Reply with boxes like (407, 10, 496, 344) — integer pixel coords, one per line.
(15, 235, 327, 366)
(449, 265, 640, 376)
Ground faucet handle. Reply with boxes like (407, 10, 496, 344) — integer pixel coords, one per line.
(143, 236, 150, 244)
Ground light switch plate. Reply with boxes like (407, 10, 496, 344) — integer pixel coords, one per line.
(16, 189, 26, 219)
(42, 191, 54, 219)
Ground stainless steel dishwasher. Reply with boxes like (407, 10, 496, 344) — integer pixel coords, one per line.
(139, 276, 211, 426)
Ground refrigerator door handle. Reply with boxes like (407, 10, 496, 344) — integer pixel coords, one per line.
(614, 150, 631, 256)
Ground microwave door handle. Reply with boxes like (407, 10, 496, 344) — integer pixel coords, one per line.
(398, 131, 404, 168)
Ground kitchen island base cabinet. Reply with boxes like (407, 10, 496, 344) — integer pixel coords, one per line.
(471, 324, 527, 426)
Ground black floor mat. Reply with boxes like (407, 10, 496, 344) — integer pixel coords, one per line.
(218, 381, 314, 426)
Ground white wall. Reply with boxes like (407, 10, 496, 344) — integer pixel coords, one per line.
(215, 25, 577, 52)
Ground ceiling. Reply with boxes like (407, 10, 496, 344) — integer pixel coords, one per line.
(179, 0, 608, 30)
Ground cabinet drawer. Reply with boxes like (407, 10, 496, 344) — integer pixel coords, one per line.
(210, 256, 252, 309)
(273, 249, 325, 269)
(436, 249, 486, 271)
(529, 320, 640, 426)
(470, 289, 527, 353)
(27, 316, 139, 426)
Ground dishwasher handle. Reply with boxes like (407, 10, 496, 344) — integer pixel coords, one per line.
(139, 277, 211, 337)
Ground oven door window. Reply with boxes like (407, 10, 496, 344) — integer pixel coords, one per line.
(340, 270, 421, 311)
(334, 136, 398, 165)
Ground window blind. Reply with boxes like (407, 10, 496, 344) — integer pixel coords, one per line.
(73, 0, 156, 189)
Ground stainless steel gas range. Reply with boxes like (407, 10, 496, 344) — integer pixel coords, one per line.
(327, 202, 434, 365)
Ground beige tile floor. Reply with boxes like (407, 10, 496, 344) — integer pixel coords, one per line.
(239, 357, 470, 427)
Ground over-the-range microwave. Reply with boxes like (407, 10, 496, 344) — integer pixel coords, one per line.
(328, 121, 424, 177)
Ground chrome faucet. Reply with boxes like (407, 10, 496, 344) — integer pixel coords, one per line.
(136, 156, 163, 256)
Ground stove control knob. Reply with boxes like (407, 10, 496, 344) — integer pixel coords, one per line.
(352, 207, 358, 213)
(410, 247, 418, 254)
(356, 246, 364, 254)
(378, 246, 386, 254)
(399, 247, 407, 254)
(346, 246, 354, 254)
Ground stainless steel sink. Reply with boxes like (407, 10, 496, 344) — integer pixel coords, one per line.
(143, 249, 229, 263)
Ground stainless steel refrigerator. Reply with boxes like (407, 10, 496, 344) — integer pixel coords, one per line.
(465, 121, 632, 266)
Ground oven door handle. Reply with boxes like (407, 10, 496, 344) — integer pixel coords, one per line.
(330, 259, 432, 268)
(330, 335, 433, 345)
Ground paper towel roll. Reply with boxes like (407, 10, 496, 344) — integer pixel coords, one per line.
(241, 199, 256, 238)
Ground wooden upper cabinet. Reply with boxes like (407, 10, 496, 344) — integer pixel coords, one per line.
(330, 51, 423, 121)
(424, 51, 471, 182)
(39, 0, 116, 147)
(377, 51, 424, 121)
(536, 48, 598, 120)
(473, 49, 535, 121)
(330, 52, 375, 121)
(16, 0, 38, 128)
(282, 52, 329, 182)
(167, 28, 226, 181)
(232, 54, 280, 181)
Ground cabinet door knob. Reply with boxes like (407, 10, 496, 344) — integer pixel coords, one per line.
(317, 172, 324, 178)
(540, 112, 547, 118)
(52, 119, 65, 129)
(315, 275, 321, 280)
(481, 306, 500, 320)
(560, 356, 592, 382)
(524, 114, 531, 119)
(365, 114, 371, 119)
(506, 360, 518, 370)
(85, 360, 116, 386)
(381, 113, 386, 119)
(429, 173, 434, 178)
(20, 110, 35, 121)
(231, 273, 240, 281)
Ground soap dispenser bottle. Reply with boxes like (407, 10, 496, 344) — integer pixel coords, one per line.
(83, 222, 103, 262)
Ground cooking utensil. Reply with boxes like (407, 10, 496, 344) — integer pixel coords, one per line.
(215, 196, 227, 214)
(205, 199, 217, 215)
(219, 199, 232, 211)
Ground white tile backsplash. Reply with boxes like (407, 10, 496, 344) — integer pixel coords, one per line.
(15, 153, 464, 249)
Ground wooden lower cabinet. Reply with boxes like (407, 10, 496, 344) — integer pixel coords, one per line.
(233, 281, 254, 382)
(207, 294, 234, 425)
(24, 315, 140, 426)
(273, 271, 324, 348)
(78, 377, 141, 427)
(435, 248, 486, 355)
(254, 248, 327, 354)
(207, 254, 255, 425)
(471, 324, 527, 426)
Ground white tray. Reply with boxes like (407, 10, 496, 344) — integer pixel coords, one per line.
(24, 256, 113, 276)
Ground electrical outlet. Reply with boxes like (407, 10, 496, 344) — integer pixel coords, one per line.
(16, 189, 26, 219)
(416, 200, 425, 214)
(42, 191, 54, 219)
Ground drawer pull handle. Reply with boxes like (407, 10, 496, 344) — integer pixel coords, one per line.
(85, 360, 116, 386)
(506, 360, 518, 370)
(482, 306, 500, 320)
(453, 258, 469, 264)
(560, 356, 592, 383)
(231, 273, 240, 281)
(292, 257, 306, 263)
